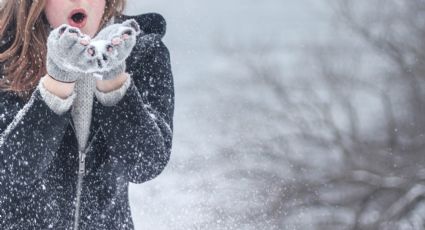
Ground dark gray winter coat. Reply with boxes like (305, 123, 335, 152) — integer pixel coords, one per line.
(0, 13, 174, 230)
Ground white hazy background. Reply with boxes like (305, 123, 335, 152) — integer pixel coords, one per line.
(124, 1, 425, 229)
(124, 1, 332, 229)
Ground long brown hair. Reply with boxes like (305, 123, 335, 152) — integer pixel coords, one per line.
(0, 0, 126, 99)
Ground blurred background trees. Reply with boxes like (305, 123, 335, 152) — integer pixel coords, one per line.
(127, 0, 425, 229)
(211, 0, 425, 229)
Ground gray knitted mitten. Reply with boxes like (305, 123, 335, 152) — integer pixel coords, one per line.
(89, 19, 141, 80)
(46, 25, 96, 83)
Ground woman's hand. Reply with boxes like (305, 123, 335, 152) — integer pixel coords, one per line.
(42, 74, 76, 99)
(95, 72, 129, 93)
(45, 19, 140, 86)
(46, 25, 95, 83)
(89, 19, 141, 81)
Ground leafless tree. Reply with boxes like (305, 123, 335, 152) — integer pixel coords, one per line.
(208, 0, 425, 229)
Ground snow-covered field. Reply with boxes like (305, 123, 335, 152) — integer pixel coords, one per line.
(124, 1, 331, 229)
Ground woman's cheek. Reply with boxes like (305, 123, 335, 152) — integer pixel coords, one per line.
(44, 10, 64, 29)
(85, 2, 106, 36)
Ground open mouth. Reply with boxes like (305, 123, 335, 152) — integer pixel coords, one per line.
(68, 9, 87, 28)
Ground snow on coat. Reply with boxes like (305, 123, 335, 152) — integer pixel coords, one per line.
(0, 13, 174, 230)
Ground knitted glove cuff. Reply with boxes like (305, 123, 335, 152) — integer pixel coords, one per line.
(46, 57, 79, 83)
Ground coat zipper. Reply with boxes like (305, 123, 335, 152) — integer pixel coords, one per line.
(73, 148, 86, 230)
(69, 120, 101, 230)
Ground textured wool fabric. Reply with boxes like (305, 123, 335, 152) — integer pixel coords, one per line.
(71, 76, 96, 151)
(46, 26, 94, 83)
(38, 76, 76, 115)
(38, 75, 131, 151)
(91, 19, 141, 81)
(72, 75, 132, 151)
(95, 73, 132, 107)
(38, 75, 94, 152)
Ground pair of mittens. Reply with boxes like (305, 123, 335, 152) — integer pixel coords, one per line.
(46, 19, 141, 83)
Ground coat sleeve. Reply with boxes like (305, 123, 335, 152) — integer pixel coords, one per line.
(0, 86, 72, 192)
(94, 17, 174, 184)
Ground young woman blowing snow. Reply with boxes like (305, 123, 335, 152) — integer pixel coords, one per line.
(0, 0, 174, 229)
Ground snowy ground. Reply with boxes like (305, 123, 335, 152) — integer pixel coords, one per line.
(124, 1, 332, 229)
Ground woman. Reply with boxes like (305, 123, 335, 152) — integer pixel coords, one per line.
(0, 0, 174, 229)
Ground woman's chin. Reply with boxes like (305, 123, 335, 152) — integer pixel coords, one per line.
(81, 28, 96, 38)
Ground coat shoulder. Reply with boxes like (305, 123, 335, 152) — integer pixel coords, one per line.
(117, 13, 167, 38)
